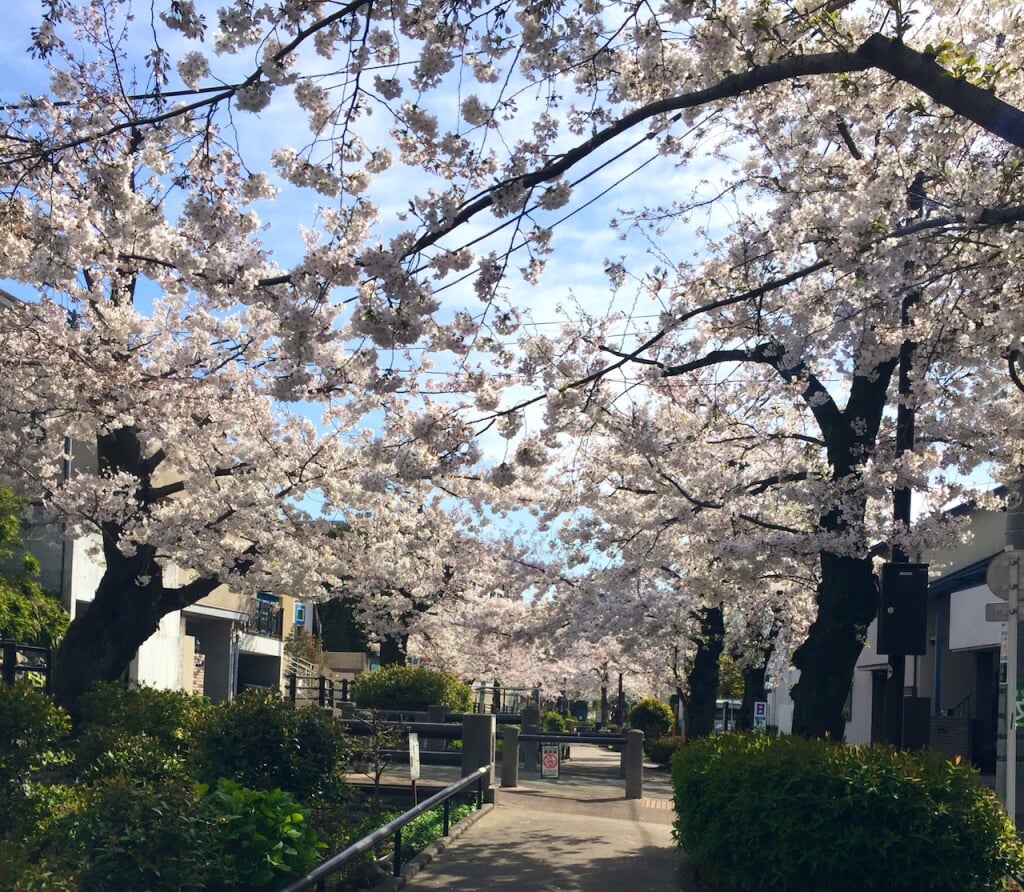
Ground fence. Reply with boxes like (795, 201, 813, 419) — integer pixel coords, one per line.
(0, 641, 51, 689)
(284, 672, 350, 708)
(279, 764, 491, 892)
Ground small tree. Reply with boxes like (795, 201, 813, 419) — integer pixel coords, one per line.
(0, 486, 68, 648)
(629, 697, 674, 742)
(351, 665, 472, 712)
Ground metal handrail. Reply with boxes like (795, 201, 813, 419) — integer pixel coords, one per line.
(280, 764, 490, 892)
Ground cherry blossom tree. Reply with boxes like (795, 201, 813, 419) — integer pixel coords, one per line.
(4, 0, 1024, 735)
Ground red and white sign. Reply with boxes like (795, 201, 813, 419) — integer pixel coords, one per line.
(541, 745, 559, 778)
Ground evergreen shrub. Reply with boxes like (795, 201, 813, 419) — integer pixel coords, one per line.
(351, 664, 472, 712)
(0, 681, 71, 840)
(0, 680, 70, 790)
(193, 688, 349, 802)
(645, 734, 684, 765)
(1, 776, 324, 891)
(628, 696, 673, 741)
(671, 732, 1024, 891)
(75, 682, 211, 781)
(543, 710, 566, 732)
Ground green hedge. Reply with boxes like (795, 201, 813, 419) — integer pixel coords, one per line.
(672, 733, 1024, 891)
(645, 734, 684, 765)
(628, 696, 673, 741)
(193, 688, 350, 802)
(0, 775, 324, 890)
(351, 665, 472, 712)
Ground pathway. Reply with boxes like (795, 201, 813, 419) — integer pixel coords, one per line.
(379, 744, 697, 892)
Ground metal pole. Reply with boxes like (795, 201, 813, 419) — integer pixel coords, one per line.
(883, 288, 918, 748)
(1008, 554, 1018, 823)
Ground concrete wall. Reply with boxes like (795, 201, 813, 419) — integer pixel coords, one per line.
(129, 610, 186, 690)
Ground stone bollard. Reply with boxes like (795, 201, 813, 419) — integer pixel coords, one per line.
(521, 705, 539, 771)
(426, 704, 446, 750)
(625, 729, 643, 800)
(501, 726, 520, 788)
(462, 713, 496, 802)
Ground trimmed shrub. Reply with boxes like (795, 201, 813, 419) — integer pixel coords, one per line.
(0, 681, 70, 786)
(193, 688, 349, 802)
(672, 733, 1024, 892)
(351, 664, 472, 712)
(0, 682, 71, 837)
(75, 682, 211, 781)
(645, 734, 684, 765)
(200, 779, 325, 888)
(2, 775, 324, 891)
(628, 696, 673, 741)
(542, 710, 566, 732)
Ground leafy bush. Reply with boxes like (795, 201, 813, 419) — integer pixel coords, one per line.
(351, 664, 472, 712)
(3, 776, 214, 891)
(2, 776, 324, 891)
(645, 734, 684, 765)
(397, 801, 476, 864)
(75, 682, 211, 781)
(0, 681, 70, 788)
(200, 779, 325, 888)
(0, 681, 71, 837)
(193, 688, 349, 801)
(628, 696, 673, 742)
(672, 733, 1024, 891)
(542, 710, 566, 732)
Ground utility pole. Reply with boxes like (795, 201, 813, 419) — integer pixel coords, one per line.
(880, 282, 918, 747)
(879, 178, 936, 749)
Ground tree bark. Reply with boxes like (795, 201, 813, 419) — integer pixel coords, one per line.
(49, 426, 221, 721)
(379, 633, 408, 666)
(685, 605, 725, 739)
(790, 552, 879, 738)
(50, 543, 219, 722)
(738, 663, 769, 731)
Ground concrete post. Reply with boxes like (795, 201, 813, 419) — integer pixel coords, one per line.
(501, 726, 520, 788)
(521, 705, 540, 772)
(998, 480, 1024, 825)
(426, 704, 446, 750)
(462, 713, 495, 785)
(625, 729, 643, 800)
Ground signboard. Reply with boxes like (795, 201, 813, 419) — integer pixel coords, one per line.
(987, 602, 1010, 623)
(1015, 688, 1024, 731)
(987, 551, 1021, 601)
(753, 700, 768, 730)
(408, 733, 420, 782)
(541, 744, 560, 778)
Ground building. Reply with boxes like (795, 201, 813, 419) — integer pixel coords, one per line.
(764, 495, 1008, 773)
(27, 518, 312, 701)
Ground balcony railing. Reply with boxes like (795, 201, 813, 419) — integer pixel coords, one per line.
(244, 600, 283, 639)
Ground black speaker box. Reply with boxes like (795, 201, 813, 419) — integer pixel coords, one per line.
(877, 562, 929, 655)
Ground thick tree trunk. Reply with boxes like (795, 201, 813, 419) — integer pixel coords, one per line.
(790, 552, 879, 738)
(50, 426, 219, 722)
(685, 605, 724, 739)
(50, 549, 217, 722)
(379, 633, 408, 666)
(738, 663, 768, 731)
(51, 565, 164, 721)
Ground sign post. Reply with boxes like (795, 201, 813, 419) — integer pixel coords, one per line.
(408, 732, 421, 805)
(988, 549, 1020, 823)
(754, 700, 768, 731)
(541, 744, 560, 779)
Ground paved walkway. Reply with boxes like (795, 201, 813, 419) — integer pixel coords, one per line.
(376, 744, 697, 892)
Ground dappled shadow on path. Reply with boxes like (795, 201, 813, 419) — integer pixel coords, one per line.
(406, 818, 686, 891)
